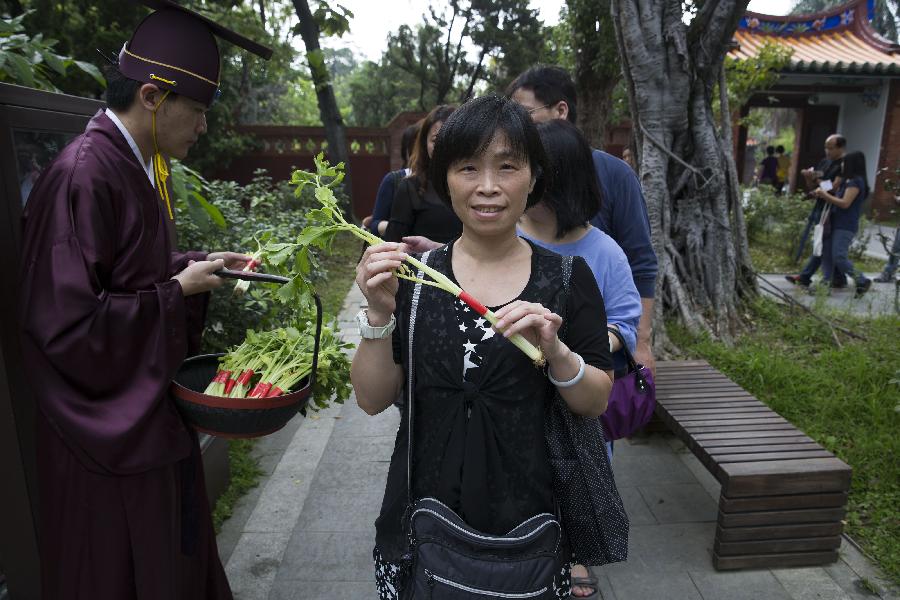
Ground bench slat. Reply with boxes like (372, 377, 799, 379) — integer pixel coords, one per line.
(702, 435, 815, 448)
(707, 443, 823, 455)
(714, 450, 835, 464)
(682, 423, 797, 434)
(692, 429, 812, 441)
(661, 400, 764, 409)
(713, 551, 839, 570)
(718, 507, 846, 528)
(679, 417, 789, 427)
(719, 491, 848, 512)
(716, 521, 844, 542)
(667, 408, 774, 418)
(715, 536, 841, 556)
(721, 458, 851, 497)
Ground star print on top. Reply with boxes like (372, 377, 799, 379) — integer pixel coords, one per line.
(456, 298, 497, 380)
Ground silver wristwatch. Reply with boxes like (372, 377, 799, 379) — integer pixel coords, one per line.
(355, 309, 396, 339)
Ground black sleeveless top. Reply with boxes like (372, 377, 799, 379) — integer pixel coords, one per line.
(374, 240, 612, 560)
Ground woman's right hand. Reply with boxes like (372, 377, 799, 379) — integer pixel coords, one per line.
(356, 242, 408, 324)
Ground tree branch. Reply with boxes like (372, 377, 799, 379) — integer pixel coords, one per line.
(640, 123, 711, 187)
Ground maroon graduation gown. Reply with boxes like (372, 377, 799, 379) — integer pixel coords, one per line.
(18, 111, 232, 600)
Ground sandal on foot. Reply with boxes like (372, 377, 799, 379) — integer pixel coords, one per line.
(570, 575, 599, 598)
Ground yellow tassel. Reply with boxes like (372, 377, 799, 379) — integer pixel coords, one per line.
(151, 90, 173, 220)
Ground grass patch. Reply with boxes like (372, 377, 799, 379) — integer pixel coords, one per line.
(212, 439, 264, 533)
(669, 298, 900, 584)
(210, 234, 361, 532)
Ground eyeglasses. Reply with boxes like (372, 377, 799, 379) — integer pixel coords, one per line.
(526, 104, 551, 114)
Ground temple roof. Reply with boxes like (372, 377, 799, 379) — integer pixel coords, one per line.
(728, 0, 900, 75)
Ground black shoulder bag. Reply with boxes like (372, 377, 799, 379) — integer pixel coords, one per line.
(544, 256, 629, 566)
(401, 251, 564, 599)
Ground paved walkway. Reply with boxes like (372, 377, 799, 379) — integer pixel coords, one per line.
(758, 272, 898, 317)
(218, 284, 899, 600)
(862, 223, 897, 263)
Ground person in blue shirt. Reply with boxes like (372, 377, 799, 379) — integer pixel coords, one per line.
(812, 151, 873, 297)
(518, 119, 641, 372)
(506, 66, 658, 376)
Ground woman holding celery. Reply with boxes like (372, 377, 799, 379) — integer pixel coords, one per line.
(351, 95, 624, 599)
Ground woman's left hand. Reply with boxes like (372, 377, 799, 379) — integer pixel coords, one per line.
(493, 300, 565, 360)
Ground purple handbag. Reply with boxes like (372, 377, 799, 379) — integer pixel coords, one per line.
(602, 328, 656, 441)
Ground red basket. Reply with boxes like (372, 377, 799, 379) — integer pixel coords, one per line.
(169, 295, 323, 439)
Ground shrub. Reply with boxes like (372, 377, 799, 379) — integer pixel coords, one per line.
(742, 185, 810, 258)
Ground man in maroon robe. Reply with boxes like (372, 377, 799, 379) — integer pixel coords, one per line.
(17, 3, 272, 598)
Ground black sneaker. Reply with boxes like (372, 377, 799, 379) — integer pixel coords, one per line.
(854, 278, 872, 298)
(785, 274, 811, 287)
(874, 273, 895, 283)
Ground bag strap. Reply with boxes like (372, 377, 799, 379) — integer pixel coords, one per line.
(558, 256, 574, 340)
(607, 327, 650, 393)
(405, 250, 431, 508)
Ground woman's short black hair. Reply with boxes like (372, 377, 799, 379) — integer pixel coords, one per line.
(534, 120, 601, 239)
(766, 145, 775, 155)
(104, 65, 142, 111)
(841, 151, 869, 192)
(429, 94, 548, 209)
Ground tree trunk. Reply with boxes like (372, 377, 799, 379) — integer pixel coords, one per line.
(462, 48, 487, 102)
(258, 0, 267, 30)
(291, 0, 353, 216)
(610, 0, 756, 344)
(576, 77, 617, 150)
(567, 0, 620, 149)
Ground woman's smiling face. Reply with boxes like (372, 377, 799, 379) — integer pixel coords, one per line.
(446, 131, 535, 238)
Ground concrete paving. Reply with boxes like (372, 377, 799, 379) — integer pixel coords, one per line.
(759, 272, 898, 317)
(862, 223, 897, 263)
(219, 284, 900, 599)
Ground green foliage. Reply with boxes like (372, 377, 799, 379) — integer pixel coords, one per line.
(565, 0, 620, 84)
(310, 1, 352, 37)
(343, 58, 422, 127)
(743, 185, 811, 267)
(721, 41, 793, 123)
(382, 0, 547, 108)
(0, 11, 103, 91)
(540, 6, 575, 74)
(669, 298, 900, 585)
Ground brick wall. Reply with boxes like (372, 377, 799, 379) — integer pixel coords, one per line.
(873, 78, 900, 220)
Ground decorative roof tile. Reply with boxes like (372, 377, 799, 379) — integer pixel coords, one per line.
(730, 0, 900, 75)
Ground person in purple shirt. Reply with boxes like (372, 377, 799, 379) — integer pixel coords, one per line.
(506, 66, 658, 378)
(17, 4, 265, 597)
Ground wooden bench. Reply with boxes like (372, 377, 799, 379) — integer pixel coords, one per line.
(654, 360, 852, 570)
